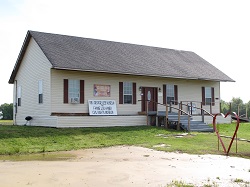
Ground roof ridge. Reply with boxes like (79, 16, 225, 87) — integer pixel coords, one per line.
(9, 30, 235, 84)
(28, 30, 194, 53)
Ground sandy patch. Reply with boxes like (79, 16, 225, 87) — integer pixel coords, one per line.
(0, 146, 249, 187)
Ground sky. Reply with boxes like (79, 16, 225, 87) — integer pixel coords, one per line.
(0, 0, 249, 105)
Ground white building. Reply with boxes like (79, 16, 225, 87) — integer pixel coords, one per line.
(9, 31, 234, 128)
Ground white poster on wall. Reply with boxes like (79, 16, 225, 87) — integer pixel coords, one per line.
(88, 100, 117, 115)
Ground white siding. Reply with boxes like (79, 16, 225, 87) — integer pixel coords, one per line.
(51, 70, 221, 115)
(22, 115, 145, 127)
(13, 40, 223, 127)
(56, 116, 146, 128)
(174, 79, 220, 114)
(14, 38, 52, 125)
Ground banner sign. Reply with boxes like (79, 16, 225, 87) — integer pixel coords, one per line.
(93, 84, 111, 97)
(88, 100, 117, 115)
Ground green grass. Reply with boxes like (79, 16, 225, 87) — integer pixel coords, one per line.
(0, 120, 13, 125)
(165, 180, 220, 187)
(216, 122, 249, 139)
(0, 123, 249, 158)
(214, 123, 250, 157)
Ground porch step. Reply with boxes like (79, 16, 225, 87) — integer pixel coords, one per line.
(149, 111, 214, 132)
(180, 121, 214, 132)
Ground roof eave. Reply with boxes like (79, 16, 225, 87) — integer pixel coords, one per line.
(8, 31, 32, 84)
(52, 67, 235, 82)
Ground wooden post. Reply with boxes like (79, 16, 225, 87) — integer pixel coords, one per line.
(165, 104, 168, 128)
(200, 102, 202, 115)
(217, 123, 219, 151)
(190, 102, 193, 115)
(246, 106, 248, 118)
(156, 101, 158, 126)
(236, 127, 238, 153)
(230, 102, 232, 123)
(188, 115, 190, 132)
(180, 101, 183, 115)
(177, 103, 181, 130)
(146, 100, 149, 126)
(201, 104, 204, 122)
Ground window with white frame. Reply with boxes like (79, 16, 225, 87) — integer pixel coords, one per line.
(123, 82, 132, 104)
(166, 84, 175, 104)
(38, 80, 43, 104)
(17, 86, 22, 106)
(69, 79, 80, 103)
(205, 87, 212, 105)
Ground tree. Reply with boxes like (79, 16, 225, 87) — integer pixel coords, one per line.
(0, 103, 13, 120)
(220, 99, 230, 114)
(245, 101, 250, 118)
(230, 97, 247, 117)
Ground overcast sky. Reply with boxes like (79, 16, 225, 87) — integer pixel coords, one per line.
(0, 0, 249, 105)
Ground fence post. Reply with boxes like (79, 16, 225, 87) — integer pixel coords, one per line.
(246, 106, 248, 118)
(230, 102, 232, 123)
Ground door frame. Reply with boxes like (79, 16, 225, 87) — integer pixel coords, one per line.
(141, 87, 158, 112)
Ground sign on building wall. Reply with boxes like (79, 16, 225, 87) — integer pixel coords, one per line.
(93, 84, 111, 97)
(88, 100, 117, 115)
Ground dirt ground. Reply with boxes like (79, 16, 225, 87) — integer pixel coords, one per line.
(0, 146, 249, 187)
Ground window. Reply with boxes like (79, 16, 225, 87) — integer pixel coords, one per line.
(123, 82, 133, 104)
(119, 82, 136, 104)
(202, 87, 215, 106)
(38, 80, 43, 104)
(69, 79, 80, 102)
(63, 79, 84, 104)
(205, 87, 211, 105)
(166, 84, 175, 104)
(163, 84, 178, 105)
(17, 86, 21, 106)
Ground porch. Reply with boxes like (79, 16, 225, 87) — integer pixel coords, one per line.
(140, 100, 231, 132)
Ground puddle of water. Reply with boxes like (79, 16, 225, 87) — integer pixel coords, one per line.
(0, 152, 76, 161)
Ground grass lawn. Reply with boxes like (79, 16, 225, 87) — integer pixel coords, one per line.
(0, 122, 249, 158)
(0, 120, 13, 125)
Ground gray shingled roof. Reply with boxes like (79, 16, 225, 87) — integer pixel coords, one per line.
(9, 30, 234, 83)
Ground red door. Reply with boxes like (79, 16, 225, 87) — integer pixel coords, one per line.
(141, 87, 158, 112)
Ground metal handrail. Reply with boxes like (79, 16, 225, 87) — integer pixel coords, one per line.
(138, 100, 191, 131)
(180, 102, 214, 117)
(138, 100, 191, 116)
(171, 100, 215, 117)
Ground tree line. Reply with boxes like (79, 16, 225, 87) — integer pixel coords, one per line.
(0, 98, 250, 120)
(0, 103, 13, 120)
(221, 97, 250, 118)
